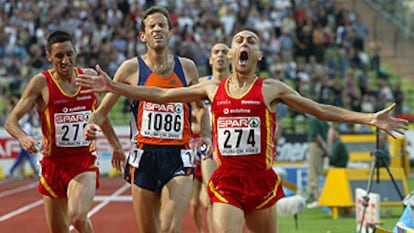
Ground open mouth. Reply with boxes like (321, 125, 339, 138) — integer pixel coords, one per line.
(153, 34, 163, 42)
(239, 51, 248, 65)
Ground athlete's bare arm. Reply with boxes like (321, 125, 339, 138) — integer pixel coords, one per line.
(262, 78, 407, 137)
(77, 64, 219, 105)
(5, 74, 46, 153)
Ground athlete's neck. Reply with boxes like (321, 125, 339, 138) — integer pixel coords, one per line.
(143, 50, 174, 76)
(50, 69, 75, 83)
(228, 73, 256, 89)
(212, 70, 231, 81)
(145, 48, 170, 64)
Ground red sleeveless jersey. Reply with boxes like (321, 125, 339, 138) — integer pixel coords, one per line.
(39, 68, 96, 158)
(132, 56, 192, 145)
(211, 77, 276, 171)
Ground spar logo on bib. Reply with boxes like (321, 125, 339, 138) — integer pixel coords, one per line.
(55, 112, 90, 124)
(144, 102, 182, 113)
(217, 117, 259, 129)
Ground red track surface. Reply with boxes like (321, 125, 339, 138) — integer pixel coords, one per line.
(0, 177, 209, 233)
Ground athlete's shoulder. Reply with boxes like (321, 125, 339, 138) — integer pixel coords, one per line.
(263, 77, 285, 87)
(176, 56, 199, 85)
(29, 71, 48, 85)
(121, 57, 139, 69)
(114, 57, 139, 82)
(177, 55, 195, 64)
(177, 56, 197, 69)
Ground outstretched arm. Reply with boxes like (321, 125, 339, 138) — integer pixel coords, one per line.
(76, 65, 208, 104)
(264, 79, 408, 138)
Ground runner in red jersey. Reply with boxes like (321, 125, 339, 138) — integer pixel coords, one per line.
(209, 76, 285, 211)
(77, 30, 408, 233)
(80, 7, 211, 233)
(5, 30, 125, 233)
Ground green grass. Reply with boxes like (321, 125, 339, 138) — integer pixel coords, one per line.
(277, 206, 400, 233)
(277, 175, 414, 233)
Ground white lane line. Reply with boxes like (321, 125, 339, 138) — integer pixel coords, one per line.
(70, 183, 130, 232)
(0, 183, 130, 227)
(93, 195, 132, 202)
(0, 199, 43, 222)
(0, 182, 37, 199)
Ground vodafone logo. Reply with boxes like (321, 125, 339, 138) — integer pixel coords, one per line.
(222, 108, 250, 114)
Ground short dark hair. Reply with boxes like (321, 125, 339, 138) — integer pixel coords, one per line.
(46, 31, 74, 52)
(140, 6, 172, 32)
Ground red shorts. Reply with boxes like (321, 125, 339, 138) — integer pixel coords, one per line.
(38, 153, 99, 198)
(207, 167, 285, 213)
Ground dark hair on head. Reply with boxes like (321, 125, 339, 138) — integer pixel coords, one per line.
(46, 30, 74, 52)
(140, 6, 172, 32)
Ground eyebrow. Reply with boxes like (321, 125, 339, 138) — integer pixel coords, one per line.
(234, 34, 258, 41)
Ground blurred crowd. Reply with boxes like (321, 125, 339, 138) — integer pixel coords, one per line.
(0, 0, 407, 133)
(372, 0, 414, 36)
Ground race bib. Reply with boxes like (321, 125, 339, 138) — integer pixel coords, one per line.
(54, 111, 91, 147)
(128, 147, 144, 168)
(181, 149, 195, 167)
(140, 102, 184, 139)
(217, 116, 261, 156)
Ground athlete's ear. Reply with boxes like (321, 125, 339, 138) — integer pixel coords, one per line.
(256, 50, 263, 62)
(209, 56, 213, 66)
(139, 31, 146, 43)
(45, 49, 52, 62)
(168, 29, 174, 39)
(227, 47, 233, 59)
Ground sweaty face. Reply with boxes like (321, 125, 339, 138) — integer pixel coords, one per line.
(141, 13, 171, 50)
(210, 43, 230, 71)
(47, 41, 76, 78)
(229, 31, 262, 74)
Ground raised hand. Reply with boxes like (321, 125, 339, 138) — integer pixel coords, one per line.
(374, 103, 408, 137)
(76, 65, 113, 93)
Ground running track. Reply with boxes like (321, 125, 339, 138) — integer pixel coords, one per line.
(0, 177, 210, 233)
